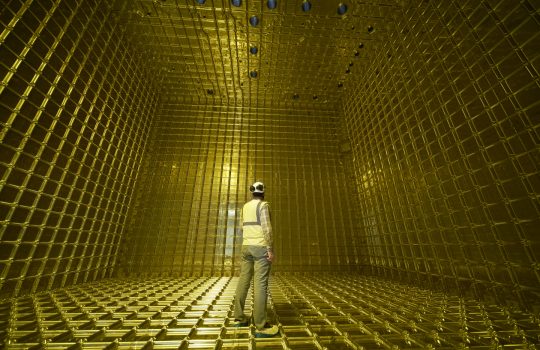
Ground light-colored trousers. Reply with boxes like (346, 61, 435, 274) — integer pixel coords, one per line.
(234, 245, 271, 330)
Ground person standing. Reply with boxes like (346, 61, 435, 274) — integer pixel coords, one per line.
(233, 181, 279, 338)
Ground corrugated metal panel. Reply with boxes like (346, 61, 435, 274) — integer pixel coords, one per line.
(0, 0, 160, 297)
(121, 104, 358, 275)
(342, 0, 540, 309)
(0, 1, 539, 345)
(0, 275, 538, 348)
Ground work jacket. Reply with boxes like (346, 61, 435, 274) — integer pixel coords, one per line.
(242, 199, 270, 247)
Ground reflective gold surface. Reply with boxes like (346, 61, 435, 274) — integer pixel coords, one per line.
(119, 0, 395, 107)
(121, 104, 357, 276)
(1, 0, 160, 298)
(2, 275, 539, 349)
(1, 0, 539, 326)
(341, 1, 540, 310)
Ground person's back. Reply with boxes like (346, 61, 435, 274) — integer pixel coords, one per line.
(233, 182, 279, 338)
(242, 198, 269, 246)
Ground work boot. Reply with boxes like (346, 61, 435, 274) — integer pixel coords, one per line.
(255, 323, 279, 338)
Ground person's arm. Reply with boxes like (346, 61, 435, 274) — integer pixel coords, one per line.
(259, 203, 274, 261)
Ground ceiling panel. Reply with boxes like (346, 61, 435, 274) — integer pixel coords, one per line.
(114, 0, 400, 107)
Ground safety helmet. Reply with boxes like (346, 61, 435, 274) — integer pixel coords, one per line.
(250, 181, 265, 194)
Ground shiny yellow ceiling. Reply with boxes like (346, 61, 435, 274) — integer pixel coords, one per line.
(115, 0, 399, 107)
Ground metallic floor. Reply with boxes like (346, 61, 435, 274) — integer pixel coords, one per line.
(1, 274, 538, 349)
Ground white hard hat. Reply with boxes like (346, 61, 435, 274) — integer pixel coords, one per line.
(250, 181, 265, 194)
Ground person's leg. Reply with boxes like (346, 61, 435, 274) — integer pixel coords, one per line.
(234, 246, 254, 323)
(252, 246, 271, 330)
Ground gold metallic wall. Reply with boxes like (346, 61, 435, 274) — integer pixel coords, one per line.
(1, 0, 539, 317)
(120, 103, 359, 275)
(343, 1, 540, 309)
(0, 0, 159, 298)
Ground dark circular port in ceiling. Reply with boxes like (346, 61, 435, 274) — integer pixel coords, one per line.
(293, 93, 300, 100)
(313, 95, 318, 100)
(250, 46, 258, 55)
(232, 0, 241, 7)
(250, 71, 258, 78)
(359, 43, 364, 49)
(301, 0, 312, 12)
(367, 25, 374, 33)
(267, 0, 277, 9)
(196, 0, 206, 4)
(338, 82, 343, 88)
(250, 15, 259, 26)
(337, 3, 347, 15)
(207, 89, 214, 95)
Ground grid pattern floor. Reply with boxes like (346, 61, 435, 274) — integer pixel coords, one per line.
(1, 275, 538, 349)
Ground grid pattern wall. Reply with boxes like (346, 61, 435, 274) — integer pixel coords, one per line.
(342, 0, 540, 310)
(122, 0, 397, 108)
(0, 0, 159, 298)
(120, 104, 358, 276)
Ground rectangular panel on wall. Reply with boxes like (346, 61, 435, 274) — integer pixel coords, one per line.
(120, 103, 359, 276)
(0, 0, 160, 298)
(342, 0, 540, 310)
